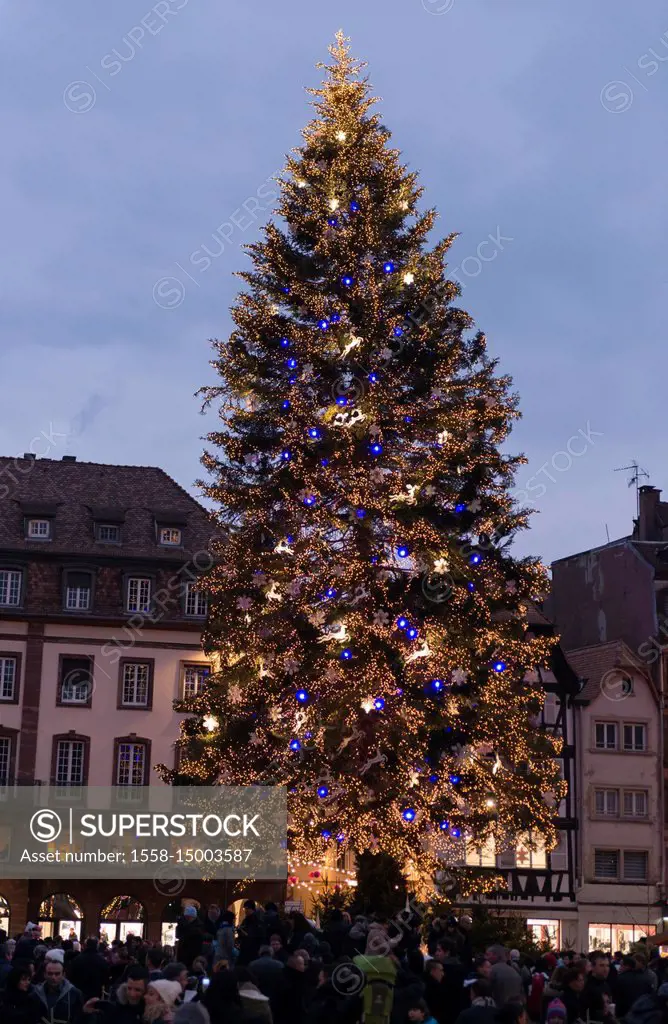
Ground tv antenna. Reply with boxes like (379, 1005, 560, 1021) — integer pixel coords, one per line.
(614, 460, 649, 518)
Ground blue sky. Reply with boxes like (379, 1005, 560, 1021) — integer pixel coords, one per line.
(1, 0, 666, 563)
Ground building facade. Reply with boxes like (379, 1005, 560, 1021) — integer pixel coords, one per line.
(566, 641, 662, 951)
(0, 455, 281, 941)
(549, 484, 668, 946)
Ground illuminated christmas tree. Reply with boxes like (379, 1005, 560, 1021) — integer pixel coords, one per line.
(163, 33, 565, 896)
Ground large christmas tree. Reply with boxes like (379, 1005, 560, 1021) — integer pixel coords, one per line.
(164, 33, 565, 895)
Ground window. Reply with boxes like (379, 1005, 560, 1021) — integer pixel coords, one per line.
(595, 722, 618, 750)
(465, 835, 496, 867)
(0, 657, 17, 701)
(589, 924, 656, 953)
(55, 740, 85, 786)
(64, 571, 92, 611)
(623, 723, 647, 751)
(127, 577, 151, 613)
(185, 582, 208, 617)
(623, 851, 648, 881)
(116, 741, 148, 786)
(542, 693, 559, 727)
(595, 789, 619, 816)
(27, 518, 51, 539)
(515, 834, 547, 869)
(528, 920, 561, 948)
(623, 790, 648, 817)
(96, 523, 121, 544)
(182, 664, 210, 699)
(58, 657, 94, 706)
(159, 527, 182, 546)
(0, 570, 22, 607)
(594, 849, 619, 879)
(0, 737, 11, 785)
(120, 662, 151, 708)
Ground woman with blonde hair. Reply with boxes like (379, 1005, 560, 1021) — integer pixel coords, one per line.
(143, 979, 182, 1023)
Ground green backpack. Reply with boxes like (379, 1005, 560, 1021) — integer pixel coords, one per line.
(352, 954, 398, 1024)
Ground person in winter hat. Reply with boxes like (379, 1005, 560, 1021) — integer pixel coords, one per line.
(546, 998, 568, 1024)
(144, 979, 182, 1023)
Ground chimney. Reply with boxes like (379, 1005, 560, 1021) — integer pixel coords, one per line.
(22, 453, 36, 460)
(62, 455, 77, 463)
(638, 485, 662, 541)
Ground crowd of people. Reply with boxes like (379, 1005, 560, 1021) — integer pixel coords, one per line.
(1, 905, 667, 1024)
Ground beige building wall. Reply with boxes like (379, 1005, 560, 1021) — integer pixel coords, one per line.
(576, 665, 662, 950)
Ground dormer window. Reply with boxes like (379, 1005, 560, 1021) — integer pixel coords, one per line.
(27, 518, 51, 540)
(96, 523, 121, 544)
(159, 527, 182, 547)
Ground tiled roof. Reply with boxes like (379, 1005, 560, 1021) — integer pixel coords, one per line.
(565, 639, 652, 703)
(0, 456, 215, 559)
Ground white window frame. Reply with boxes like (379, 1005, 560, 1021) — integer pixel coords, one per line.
(159, 527, 182, 546)
(27, 518, 51, 539)
(623, 850, 649, 882)
(116, 742, 146, 787)
(96, 523, 121, 544)
(60, 659, 93, 705)
(0, 570, 22, 607)
(594, 848, 620, 880)
(127, 577, 152, 613)
(595, 721, 618, 750)
(0, 657, 17, 701)
(623, 722, 647, 752)
(66, 583, 91, 611)
(183, 664, 209, 699)
(121, 663, 150, 708)
(55, 740, 85, 786)
(185, 582, 208, 618)
(595, 788, 619, 817)
(623, 790, 648, 817)
(0, 736, 11, 785)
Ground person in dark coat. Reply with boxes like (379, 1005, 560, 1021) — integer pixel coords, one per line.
(616, 956, 656, 1018)
(202, 969, 245, 1024)
(202, 904, 224, 941)
(391, 957, 425, 1024)
(0, 941, 14, 988)
(0, 966, 43, 1024)
(581, 951, 614, 1017)
(435, 938, 467, 1024)
(34, 959, 84, 1024)
(13, 925, 41, 963)
(248, 945, 284, 1002)
(304, 965, 358, 1024)
(558, 967, 586, 1024)
(67, 938, 110, 1001)
(238, 908, 266, 966)
(274, 953, 310, 1024)
(454, 977, 497, 1024)
(176, 906, 205, 970)
(424, 960, 449, 1024)
(322, 910, 350, 960)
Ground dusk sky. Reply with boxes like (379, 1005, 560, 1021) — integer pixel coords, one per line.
(1, 0, 666, 565)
